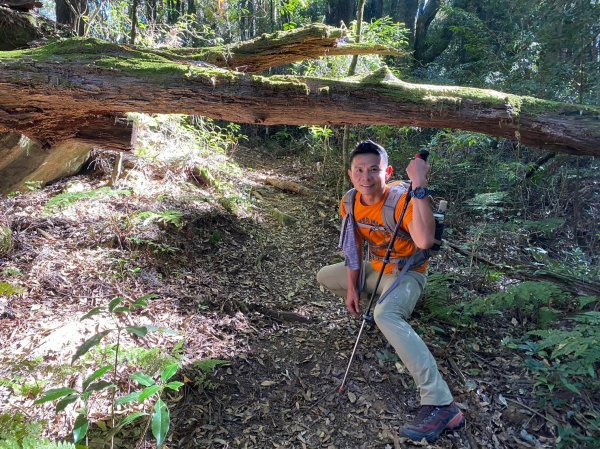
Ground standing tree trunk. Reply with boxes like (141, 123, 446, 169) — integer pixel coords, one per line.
(146, 0, 157, 23)
(343, 0, 368, 182)
(187, 0, 196, 15)
(389, 0, 418, 39)
(364, 0, 383, 21)
(325, 0, 355, 27)
(130, 0, 139, 45)
(55, 0, 85, 36)
(270, 0, 278, 32)
(413, 0, 441, 65)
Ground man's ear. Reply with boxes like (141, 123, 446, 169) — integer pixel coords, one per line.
(385, 165, 393, 181)
(347, 168, 352, 179)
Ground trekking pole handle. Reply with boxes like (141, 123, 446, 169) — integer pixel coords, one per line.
(415, 150, 429, 161)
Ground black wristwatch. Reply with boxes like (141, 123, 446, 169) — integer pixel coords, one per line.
(411, 186, 430, 199)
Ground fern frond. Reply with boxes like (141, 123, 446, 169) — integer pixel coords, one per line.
(44, 187, 132, 214)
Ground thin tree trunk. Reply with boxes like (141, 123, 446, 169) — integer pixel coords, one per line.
(270, 0, 277, 31)
(413, 0, 441, 64)
(55, 0, 85, 36)
(187, 0, 195, 14)
(130, 0, 139, 45)
(343, 0, 367, 176)
(326, 0, 355, 27)
(146, 0, 157, 23)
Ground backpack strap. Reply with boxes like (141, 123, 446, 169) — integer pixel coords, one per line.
(343, 188, 357, 219)
(382, 183, 412, 241)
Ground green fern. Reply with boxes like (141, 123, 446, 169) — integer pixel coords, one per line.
(0, 413, 74, 449)
(421, 274, 466, 325)
(503, 218, 565, 237)
(44, 187, 131, 214)
(464, 281, 570, 326)
(465, 191, 508, 212)
(134, 210, 184, 229)
(525, 312, 600, 389)
(0, 439, 76, 449)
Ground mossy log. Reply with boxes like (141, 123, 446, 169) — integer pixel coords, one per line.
(0, 36, 599, 155)
(157, 24, 403, 73)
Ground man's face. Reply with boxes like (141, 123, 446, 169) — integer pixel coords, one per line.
(348, 153, 392, 199)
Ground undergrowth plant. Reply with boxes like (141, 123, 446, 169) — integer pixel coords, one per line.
(44, 188, 132, 216)
(34, 294, 183, 448)
(463, 281, 572, 326)
(0, 413, 75, 449)
(503, 309, 600, 448)
(420, 273, 465, 326)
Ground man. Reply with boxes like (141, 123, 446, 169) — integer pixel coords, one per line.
(317, 140, 464, 443)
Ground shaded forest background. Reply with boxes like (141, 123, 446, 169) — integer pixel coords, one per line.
(1, 0, 599, 448)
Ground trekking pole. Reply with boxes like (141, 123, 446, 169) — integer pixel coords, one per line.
(338, 150, 429, 393)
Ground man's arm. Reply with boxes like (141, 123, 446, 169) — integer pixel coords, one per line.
(345, 268, 361, 317)
(406, 158, 435, 249)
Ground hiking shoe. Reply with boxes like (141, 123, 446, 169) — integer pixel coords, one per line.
(400, 401, 465, 443)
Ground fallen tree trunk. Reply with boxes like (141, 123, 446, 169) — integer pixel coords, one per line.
(0, 37, 599, 155)
(158, 24, 402, 73)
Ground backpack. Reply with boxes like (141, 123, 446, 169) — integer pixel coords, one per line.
(341, 182, 445, 269)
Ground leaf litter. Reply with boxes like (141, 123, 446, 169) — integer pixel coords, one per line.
(0, 146, 559, 448)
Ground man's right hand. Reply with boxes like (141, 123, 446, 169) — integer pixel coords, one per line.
(345, 289, 361, 318)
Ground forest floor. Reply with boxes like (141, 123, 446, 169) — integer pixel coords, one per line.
(0, 144, 565, 449)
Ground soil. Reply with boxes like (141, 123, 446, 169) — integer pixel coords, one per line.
(0, 146, 559, 449)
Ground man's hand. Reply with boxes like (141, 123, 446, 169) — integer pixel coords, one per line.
(406, 157, 430, 187)
(345, 289, 361, 318)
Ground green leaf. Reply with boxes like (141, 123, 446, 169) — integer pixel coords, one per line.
(151, 398, 169, 447)
(139, 385, 161, 402)
(126, 326, 149, 337)
(73, 413, 89, 444)
(34, 387, 78, 404)
(108, 297, 125, 312)
(55, 394, 78, 412)
(160, 363, 179, 383)
(82, 365, 112, 392)
(132, 293, 159, 308)
(80, 306, 104, 320)
(194, 359, 231, 372)
(115, 390, 142, 405)
(131, 372, 155, 387)
(106, 411, 148, 438)
(119, 411, 148, 428)
(72, 330, 111, 363)
(164, 381, 184, 391)
(112, 306, 131, 313)
(84, 381, 114, 393)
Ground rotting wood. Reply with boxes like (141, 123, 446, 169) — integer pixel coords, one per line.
(265, 177, 311, 195)
(248, 303, 312, 323)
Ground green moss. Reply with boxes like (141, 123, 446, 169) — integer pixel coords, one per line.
(252, 74, 310, 95)
(329, 68, 600, 121)
(0, 37, 244, 83)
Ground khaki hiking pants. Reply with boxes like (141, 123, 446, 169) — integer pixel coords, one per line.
(317, 261, 453, 406)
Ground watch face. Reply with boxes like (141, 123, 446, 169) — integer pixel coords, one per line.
(413, 187, 428, 199)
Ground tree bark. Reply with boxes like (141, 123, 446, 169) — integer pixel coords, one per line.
(0, 30, 598, 155)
